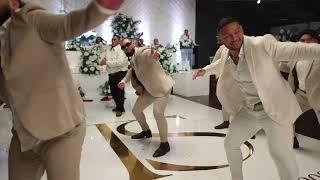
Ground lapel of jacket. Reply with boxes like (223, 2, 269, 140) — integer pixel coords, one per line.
(305, 60, 316, 93)
(242, 36, 254, 77)
(305, 60, 314, 79)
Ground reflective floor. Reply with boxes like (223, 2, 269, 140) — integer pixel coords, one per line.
(0, 85, 319, 180)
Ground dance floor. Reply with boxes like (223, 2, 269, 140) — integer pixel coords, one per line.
(0, 85, 319, 180)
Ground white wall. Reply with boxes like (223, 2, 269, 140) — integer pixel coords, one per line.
(27, 0, 196, 46)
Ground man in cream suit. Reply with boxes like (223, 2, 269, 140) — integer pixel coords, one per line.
(0, 0, 123, 179)
(280, 29, 320, 148)
(193, 17, 320, 180)
(118, 38, 175, 157)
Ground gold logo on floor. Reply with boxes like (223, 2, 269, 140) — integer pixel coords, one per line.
(96, 116, 254, 179)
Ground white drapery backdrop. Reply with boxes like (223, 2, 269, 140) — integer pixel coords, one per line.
(26, 0, 196, 47)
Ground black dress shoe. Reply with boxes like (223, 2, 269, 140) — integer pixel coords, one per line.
(153, 142, 170, 157)
(112, 108, 117, 112)
(112, 108, 125, 112)
(131, 130, 152, 139)
(293, 136, 300, 149)
(116, 111, 122, 117)
(214, 121, 230, 129)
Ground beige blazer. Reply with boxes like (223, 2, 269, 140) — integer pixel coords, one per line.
(122, 47, 175, 97)
(281, 60, 320, 111)
(0, 1, 113, 140)
(204, 35, 320, 125)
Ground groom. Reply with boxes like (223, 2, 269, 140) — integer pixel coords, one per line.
(193, 17, 320, 180)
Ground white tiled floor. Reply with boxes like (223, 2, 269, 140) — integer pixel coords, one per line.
(0, 86, 319, 180)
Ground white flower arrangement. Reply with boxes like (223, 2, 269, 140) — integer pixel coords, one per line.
(111, 13, 142, 38)
(66, 38, 81, 51)
(79, 45, 104, 75)
(179, 35, 193, 49)
(157, 45, 178, 75)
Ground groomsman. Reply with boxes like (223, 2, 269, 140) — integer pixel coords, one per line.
(193, 17, 320, 180)
(280, 29, 320, 148)
(0, 0, 123, 180)
(100, 34, 129, 117)
(118, 38, 175, 157)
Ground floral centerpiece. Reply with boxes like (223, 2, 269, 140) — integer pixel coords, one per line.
(66, 38, 81, 51)
(79, 45, 103, 75)
(179, 35, 193, 49)
(111, 13, 142, 38)
(157, 45, 178, 75)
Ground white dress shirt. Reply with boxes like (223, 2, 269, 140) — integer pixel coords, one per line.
(225, 47, 261, 110)
(101, 44, 129, 74)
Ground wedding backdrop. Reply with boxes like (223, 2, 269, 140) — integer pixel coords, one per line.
(26, 0, 196, 46)
(22, 0, 201, 98)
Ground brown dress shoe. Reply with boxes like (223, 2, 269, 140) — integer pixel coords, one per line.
(116, 111, 122, 117)
(214, 121, 230, 129)
(131, 130, 152, 139)
(153, 142, 170, 157)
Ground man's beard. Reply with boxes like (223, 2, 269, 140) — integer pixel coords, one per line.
(125, 48, 135, 57)
(0, 7, 10, 25)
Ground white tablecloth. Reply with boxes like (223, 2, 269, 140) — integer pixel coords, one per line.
(172, 70, 209, 97)
(66, 51, 110, 98)
(66, 51, 208, 98)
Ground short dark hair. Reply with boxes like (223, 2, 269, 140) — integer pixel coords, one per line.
(217, 17, 241, 34)
(298, 29, 320, 42)
(113, 34, 121, 40)
(19, 1, 26, 8)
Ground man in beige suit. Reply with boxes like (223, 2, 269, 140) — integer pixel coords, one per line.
(0, 0, 124, 180)
(118, 38, 175, 157)
(280, 29, 320, 149)
(193, 17, 320, 180)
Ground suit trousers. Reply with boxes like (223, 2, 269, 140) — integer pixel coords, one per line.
(222, 107, 229, 122)
(224, 108, 298, 180)
(9, 123, 86, 180)
(109, 71, 127, 111)
(132, 90, 170, 142)
(295, 89, 320, 125)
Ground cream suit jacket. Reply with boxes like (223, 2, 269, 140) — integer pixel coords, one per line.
(0, 1, 114, 140)
(204, 35, 320, 125)
(280, 60, 320, 111)
(122, 47, 175, 97)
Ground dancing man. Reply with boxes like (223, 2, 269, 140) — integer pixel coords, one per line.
(118, 38, 175, 157)
(193, 17, 320, 180)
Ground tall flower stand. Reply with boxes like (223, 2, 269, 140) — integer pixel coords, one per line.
(180, 48, 193, 71)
